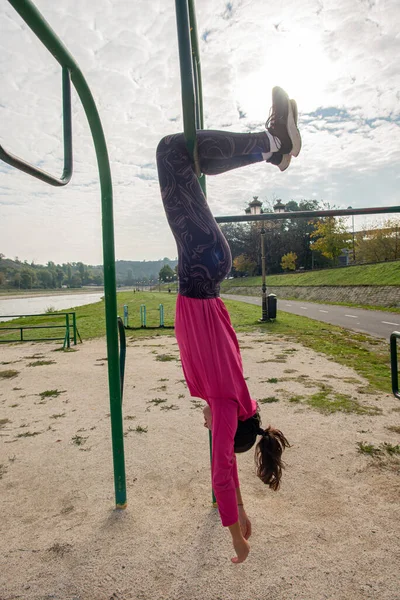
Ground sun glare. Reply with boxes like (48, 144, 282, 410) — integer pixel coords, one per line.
(236, 30, 338, 119)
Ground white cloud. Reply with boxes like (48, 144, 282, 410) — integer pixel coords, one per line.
(0, 0, 399, 264)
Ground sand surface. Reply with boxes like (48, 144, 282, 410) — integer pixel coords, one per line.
(1, 333, 399, 600)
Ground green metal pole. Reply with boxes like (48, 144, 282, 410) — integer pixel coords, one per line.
(209, 430, 217, 506)
(176, 0, 215, 504)
(65, 313, 70, 349)
(5, 0, 126, 508)
(188, 0, 206, 194)
(72, 312, 77, 346)
(390, 333, 400, 400)
(175, 0, 197, 159)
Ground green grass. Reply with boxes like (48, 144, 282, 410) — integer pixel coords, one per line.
(221, 261, 400, 288)
(222, 299, 392, 395)
(259, 396, 280, 404)
(16, 431, 42, 438)
(50, 412, 66, 419)
(386, 425, 400, 434)
(155, 354, 176, 362)
(0, 292, 394, 397)
(147, 398, 167, 406)
(288, 395, 304, 403)
(357, 442, 382, 456)
(39, 389, 65, 399)
(0, 370, 19, 379)
(134, 425, 148, 433)
(305, 389, 381, 415)
(71, 434, 87, 446)
(28, 360, 56, 367)
(357, 441, 400, 456)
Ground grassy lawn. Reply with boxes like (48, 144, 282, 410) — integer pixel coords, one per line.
(221, 260, 400, 289)
(0, 292, 393, 395)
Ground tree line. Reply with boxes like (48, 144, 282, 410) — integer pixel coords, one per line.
(0, 256, 179, 290)
(219, 200, 400, 276)
(2, 208, 398, 289)
(0, 256, 104, 290)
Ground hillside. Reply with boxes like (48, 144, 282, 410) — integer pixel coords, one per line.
(0, 255, 177, 290)
(221, 261, 400, 290)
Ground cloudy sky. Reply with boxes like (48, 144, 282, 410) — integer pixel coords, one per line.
(1, 0, 399, 265)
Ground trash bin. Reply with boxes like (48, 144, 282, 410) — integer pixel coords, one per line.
(267, 294, 277, 319)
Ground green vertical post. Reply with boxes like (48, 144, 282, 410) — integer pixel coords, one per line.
(390, 332, 400, 400)
(209, 430, 217, 506)
(5, 0, 126, 508)
(72, 312, 77, 346)
(65, 313, 70, 349)
(176, 0, 214, 505)
(188, 0, 206, 195)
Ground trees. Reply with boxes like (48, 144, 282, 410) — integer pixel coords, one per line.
(20, 268, 35, 289)
(355, 219, 400, 263)
(221, 199, 327, 274)
(233, 254, 257, 275)
(281, 252, 297, 271)
(159, 264, 175, 282)
(125, 268, 134, 286)
(310, 217, 349, 263)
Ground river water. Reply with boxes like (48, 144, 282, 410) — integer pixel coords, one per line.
(0, 292, 104, 322)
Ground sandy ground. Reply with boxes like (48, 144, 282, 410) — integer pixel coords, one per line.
(1, 332, 399, 600)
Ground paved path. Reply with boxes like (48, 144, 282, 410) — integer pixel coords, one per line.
(222, 294, 400, 340)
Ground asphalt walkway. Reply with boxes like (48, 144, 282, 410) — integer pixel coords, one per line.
(222, 294, 400, 340)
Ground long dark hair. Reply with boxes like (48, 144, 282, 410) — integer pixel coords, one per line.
(254, 426, 290, 490)
(234, 413, 290, 491)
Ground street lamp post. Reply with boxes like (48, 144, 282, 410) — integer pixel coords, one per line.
(259, 226, 268, 321)
(348, 206, 356, 262)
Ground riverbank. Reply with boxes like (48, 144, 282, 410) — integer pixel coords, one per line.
(0, 287, 104, 300)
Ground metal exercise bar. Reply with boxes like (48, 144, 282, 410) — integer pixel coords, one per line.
(175, 0, 206, 192)
(0, 66, 72, 186)
(390, 332, 400, 400)
(4, 0, 126, 508)
(215, 205, 400, 224)
(175, 0, 215, 506)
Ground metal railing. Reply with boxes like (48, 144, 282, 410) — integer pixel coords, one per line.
(390, 332, 400, 400)
(0, 311, 80, 348)
(2, 0, 126, 508)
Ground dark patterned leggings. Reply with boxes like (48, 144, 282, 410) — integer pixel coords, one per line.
(156, 130, 270, 299)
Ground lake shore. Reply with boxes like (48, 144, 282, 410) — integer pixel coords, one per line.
(1, 333, 399, 599)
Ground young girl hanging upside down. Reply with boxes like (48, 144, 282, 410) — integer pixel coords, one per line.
(157, 86, 300, 564)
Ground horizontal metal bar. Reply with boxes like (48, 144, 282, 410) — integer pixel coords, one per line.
(0, 312, 74, 318)
(215, 205, 400, 223)
(0, 337, 66, 343)
(0, 67, 72, 186)
(0, 325, 65, 330)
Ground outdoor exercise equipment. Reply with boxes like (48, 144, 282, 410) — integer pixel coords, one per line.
(174, 0, 400, 506)
(0, 311, 81, 348)
(390, 332, 400, 400)
(4, 0, 399, 516)
(123, 304, 174, 330)
(175, 0, 217, 505)
(2, 0, 126, 508)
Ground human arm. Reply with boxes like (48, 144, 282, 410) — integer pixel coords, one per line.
(236, 487, 252, 540)
(210, 399, 251, 563)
